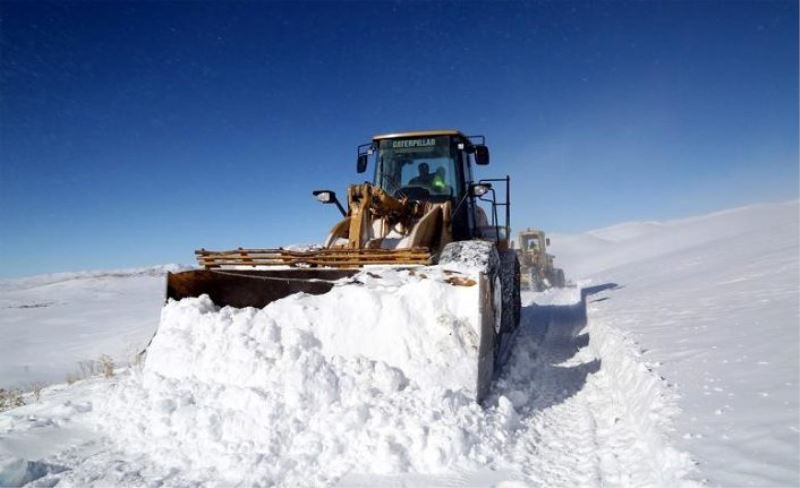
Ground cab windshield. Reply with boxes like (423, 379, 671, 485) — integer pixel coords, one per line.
(524, 237, 541, 250)
(374, 136, 459, 199)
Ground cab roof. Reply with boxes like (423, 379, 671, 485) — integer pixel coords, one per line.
(372, 129, 466, 141)
(520, 228, 546, 236)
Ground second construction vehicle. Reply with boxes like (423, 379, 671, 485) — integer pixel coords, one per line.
(517, 228, 566, 291)
(164, 130, 521, 402)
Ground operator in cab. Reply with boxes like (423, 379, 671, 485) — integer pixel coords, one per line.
(409, 162, 434, 187)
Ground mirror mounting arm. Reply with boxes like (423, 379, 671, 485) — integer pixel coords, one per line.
(313, 190, 347, 216)
(332, 199, 346, 217)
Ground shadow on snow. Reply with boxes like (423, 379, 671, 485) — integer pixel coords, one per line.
(489, 283, 619, 414)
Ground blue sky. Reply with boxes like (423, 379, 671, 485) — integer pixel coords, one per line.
(1, 1, 797, 277)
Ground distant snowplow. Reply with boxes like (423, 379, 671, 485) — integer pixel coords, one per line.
(164, 130, 520, 402)
(517, 228, 566, 291)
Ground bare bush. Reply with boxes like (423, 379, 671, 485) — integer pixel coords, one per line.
(131, 350, 145, 371)
(100, 354, 114, 378)
(125, 343, 147, 373)
(0, 388, 25, 412)
(65, 354, 117, 384)
(78, 359, 100, 378)
(29, 382, 44, 402)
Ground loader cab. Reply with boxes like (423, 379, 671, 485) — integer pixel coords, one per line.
(368, 132, 468, 202)
(522, 235, 538, 251)
(357, 130, 508, 244)
(520, 230, 549, 254)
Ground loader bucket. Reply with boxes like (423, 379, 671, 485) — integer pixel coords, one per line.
(164, 267, 502, 403)
(166, 269, 359, 309)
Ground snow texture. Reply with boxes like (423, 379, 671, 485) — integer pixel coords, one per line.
(550, 200, 800, 486)
(0, 201, 796, 487)
(438, 239, 499, 274)
(0, 265, 186, 389)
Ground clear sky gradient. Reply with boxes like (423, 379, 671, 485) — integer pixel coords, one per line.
(1, 1, 797, 277)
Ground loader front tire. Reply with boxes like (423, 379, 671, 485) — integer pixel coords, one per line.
(554, 268, 566, 288)
(499, 249, 521, 333)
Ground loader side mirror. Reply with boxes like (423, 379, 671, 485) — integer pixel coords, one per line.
(357, 154, 368, 173)
(475, 145, 490, 165)
(313, 190, 346, 216)
(470, 183, 491, 197)
(546, 238, 551, 246)
(313, 190, 335, 203)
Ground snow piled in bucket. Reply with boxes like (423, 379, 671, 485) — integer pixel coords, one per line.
(98, 267, 504, 486)
(148, 268, 481, 394)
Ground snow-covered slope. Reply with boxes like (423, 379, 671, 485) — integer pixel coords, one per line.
(0, 201, 797, 487)
(550, 201, 797, 279)
(0, 266, 181, 389)
(550, 200, 800, 486)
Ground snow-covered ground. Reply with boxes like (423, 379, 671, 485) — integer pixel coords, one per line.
(0, 266, 181, 389)
(549, 201, 800, 486)
(0, 201, 797, 487)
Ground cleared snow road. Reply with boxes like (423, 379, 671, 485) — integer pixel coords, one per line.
(479, 286, 694, 487)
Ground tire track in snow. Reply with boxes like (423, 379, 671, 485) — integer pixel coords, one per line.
(489, 288, 696, 487)
(492, 293, 603, 486)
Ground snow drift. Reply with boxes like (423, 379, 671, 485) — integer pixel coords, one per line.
(98, 266, 498, 486)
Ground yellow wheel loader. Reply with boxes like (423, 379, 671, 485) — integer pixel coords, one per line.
(165, 130, 521, 402)
(517, 228, 566, 291)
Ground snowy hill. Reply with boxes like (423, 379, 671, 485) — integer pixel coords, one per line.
(550, 201, 797, 279)
(0, 201, 797, 487)
(548, 201, 799, 485)
(0, 266, 185, 389)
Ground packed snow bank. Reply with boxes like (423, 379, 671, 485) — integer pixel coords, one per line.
(583, 315, 693, 486)
(0, 265, 185, 389)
